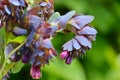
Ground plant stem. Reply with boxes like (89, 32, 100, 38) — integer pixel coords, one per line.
(0, 40, 26, 79)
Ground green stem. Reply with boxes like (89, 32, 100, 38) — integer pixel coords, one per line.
(0, 40, 26, 79)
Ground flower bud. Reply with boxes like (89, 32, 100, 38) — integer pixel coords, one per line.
(30, 66, 41, 79)
(65, 55, 73, 64)
(60, 51, 69, 60)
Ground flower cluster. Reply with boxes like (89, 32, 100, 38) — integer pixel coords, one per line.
(60, 15, 97, 64)
(0, 0, 97, 79)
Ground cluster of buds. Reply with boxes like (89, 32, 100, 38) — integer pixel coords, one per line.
(0, 0, 97, 79)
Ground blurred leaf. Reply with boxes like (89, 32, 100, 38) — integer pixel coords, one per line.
(9, 36, 26, 43)
(43, 59, 86, 80)
(0, 27, 5, 64)
(11, 60, 24, 73)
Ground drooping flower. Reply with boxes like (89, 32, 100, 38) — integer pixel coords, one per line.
(30, 65, 41, 79)
(60, 15, 97, 64)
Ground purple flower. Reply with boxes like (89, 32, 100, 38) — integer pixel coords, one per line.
(60, 51, 69, 60)
(60, 15, 97, 64)
(30, 65, 41, 79)
(65, 55, 73, 64)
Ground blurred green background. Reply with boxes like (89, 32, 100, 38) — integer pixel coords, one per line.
(9, 0, 120, 80)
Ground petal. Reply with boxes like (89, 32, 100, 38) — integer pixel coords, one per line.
(78, 26, 97, 35)
(70, 21, 80, 29)
(26, 28, 35, 47)
(62, 40, 73, 51)
(75, 36, 92, 48)
(4, 5, 11, 15)
(65, 55, 73, 64)
(29, 15, 43, 29)
(67, 40, 73, 51)
(72, 39, 81, 50)
(8, 0, 20, 6)
(55, 11, 76, 28)
(41, 39, 53, 49)
(62, 41, 69, 50)
(72, 15, 94, 29)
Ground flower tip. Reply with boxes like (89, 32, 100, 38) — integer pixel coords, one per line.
(65, 56, 73, 65)
(60, 51, 69, 60)
(30, 66, 41, 79)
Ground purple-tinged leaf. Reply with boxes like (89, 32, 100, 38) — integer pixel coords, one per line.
(4, 5, 11, 15)
(8, 0, 20, 6)
(72, 39, 81, 50)
(78, 26, 97, 35)
(75, 36, 92, 48)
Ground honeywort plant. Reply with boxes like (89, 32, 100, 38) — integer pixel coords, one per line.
(0, 0, 97, 79)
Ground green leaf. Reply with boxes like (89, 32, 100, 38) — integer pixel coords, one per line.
(11, 61, 24, 73)
(48, 12, 60, 23)
(9, 36, 26, 43)
(0, 27, 5, 64)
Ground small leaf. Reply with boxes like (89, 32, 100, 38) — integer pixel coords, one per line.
(11, 60, 24, 73)
(0, 27, 5, 64)
(10, 36, 26, 43)
(48, 12, 60, 23)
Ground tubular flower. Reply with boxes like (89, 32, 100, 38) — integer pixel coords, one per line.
(30, 65, 41, 79)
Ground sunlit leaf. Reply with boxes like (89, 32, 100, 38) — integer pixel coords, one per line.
(10, 36, 26, 43)
(11, 60, 24, 73)
(0, 27, 5, 64)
